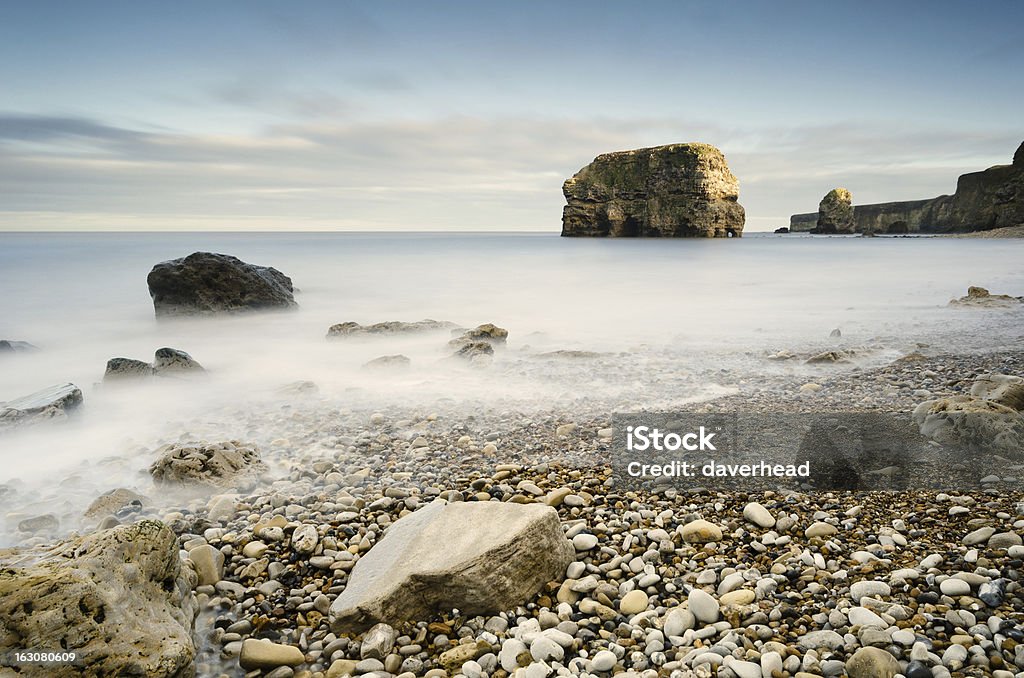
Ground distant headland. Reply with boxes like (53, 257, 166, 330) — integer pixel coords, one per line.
(790, 141, 1024, 235)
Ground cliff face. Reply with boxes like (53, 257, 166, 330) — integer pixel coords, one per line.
(561, 143, 745, 237)
(790, 142, 1024, 234)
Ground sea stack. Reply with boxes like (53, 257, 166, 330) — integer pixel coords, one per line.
(814, 188, 855, 234)
(560, 143, 745, 238)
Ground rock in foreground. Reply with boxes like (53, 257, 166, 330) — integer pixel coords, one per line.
(0, 520, 198, 677)
(0, 382, 82, 430)
(329, 501, 573, 632)
(150, 440, 267, 489)
(561, 143, 745, 238)
(147, 252, 296, 317)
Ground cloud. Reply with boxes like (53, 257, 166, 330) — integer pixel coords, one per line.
(0, 110, 1019, 231)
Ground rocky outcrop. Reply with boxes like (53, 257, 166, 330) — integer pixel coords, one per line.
(147, 252, 296, 317)
(948, 286, 1023, 308)
(0, 382, 82, 430)
(329, 501, 573, 632)
(327, 319, 455, 339)
(813, 188, 854, 233)
(913, 389, 1024, 459)
(0, 520, 199, 677)
(561, 143, 745, 237)
(790, 141, 1024, 233)
(449, 323, 508, 349)
(150, 441, 267, 489)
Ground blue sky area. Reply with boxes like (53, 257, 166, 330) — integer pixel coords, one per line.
(1, 1, 1021, 231)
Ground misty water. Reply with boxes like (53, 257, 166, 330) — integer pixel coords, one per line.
(1, 231, 1023, 545)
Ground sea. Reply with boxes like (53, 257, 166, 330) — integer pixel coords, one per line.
(1, 231, 1022, 541)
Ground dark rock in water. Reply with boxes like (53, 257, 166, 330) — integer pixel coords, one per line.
(0, 520, 199, 677)
(0, 340, 38, 353)
(363, 354, 411, 369)
(813, 188, 855, 234)
(561, 143, 745, 238)
(0, 382, 82, 430)
(150, 440, 266, 489)
(829, 328, 842, 338)
(104, 357, 155, 380)
(327, 319, 455, 339)
(153, 347, 204, 375)
(147, 251, 296, 317)
(774, 227, 790, 234)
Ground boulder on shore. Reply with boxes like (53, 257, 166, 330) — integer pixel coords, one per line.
(912, 394, 1024, 459)
(329, 501, 573, 632)
(561, 143, 745, 238)
(147, 252, 296, 317)
(0, 520, 199, 677)
(0, 382, 82, 430)
(150, 440, 267, 489)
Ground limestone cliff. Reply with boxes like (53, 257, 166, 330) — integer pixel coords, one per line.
(790, 141, 1024, 234)
(561, 143, 745, 237)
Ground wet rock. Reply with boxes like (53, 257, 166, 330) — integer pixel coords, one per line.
(104, 357, 155, 380)
(149, 440, 267, 489)
(329, 501, 573, 631)
(152, 348, 204, 375)
(17, 513, 58, 533)
(949, 286, 1022, 308)
(147, 251, 296, 317)
(0, 382, 82, 430)
(0, 520, 198, 677)
(327, 319, 455, 339)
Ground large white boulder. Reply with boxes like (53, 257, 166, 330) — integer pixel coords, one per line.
(330, 500, 573, 632)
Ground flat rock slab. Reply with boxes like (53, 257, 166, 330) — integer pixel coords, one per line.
(330, 501, 573, 632)
(0, 382, 82, 430)
(1, 382, 82, 415)
(0, 520, 198, 677)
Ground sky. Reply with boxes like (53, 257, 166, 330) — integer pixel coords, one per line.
(0, 1, 1021, 232)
